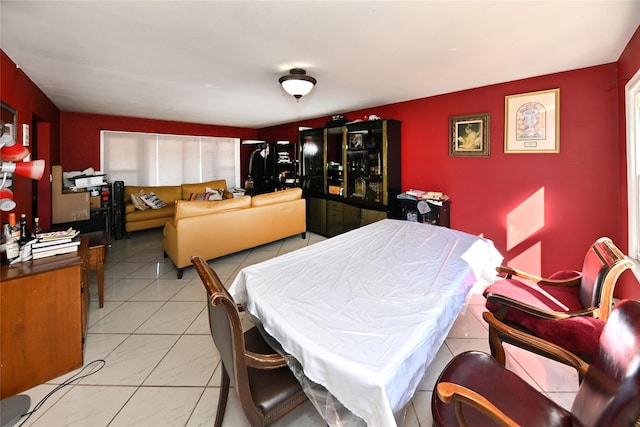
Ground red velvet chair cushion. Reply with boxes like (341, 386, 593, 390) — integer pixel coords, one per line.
(485, 277, 604, 355)
(485, 278, 584, 312)
(548, 270, 581, 280)
(518, 315, 605, 355)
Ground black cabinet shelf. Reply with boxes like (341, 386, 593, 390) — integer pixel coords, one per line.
(299, 119, 401, 237)
(397, 198, 451, 228)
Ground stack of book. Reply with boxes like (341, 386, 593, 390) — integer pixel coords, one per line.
(32, 228, 81, 260)
(397, 189, 449, 203)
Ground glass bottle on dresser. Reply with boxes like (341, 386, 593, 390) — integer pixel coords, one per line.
(4, 222, 19, 262)
(32, 217, 42, 237)
(18, 213, 31, 247)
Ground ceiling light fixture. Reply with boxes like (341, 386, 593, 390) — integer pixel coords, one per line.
(279, 68, 316, 100)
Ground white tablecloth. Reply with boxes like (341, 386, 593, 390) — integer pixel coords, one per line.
(229, 219, 502, 427)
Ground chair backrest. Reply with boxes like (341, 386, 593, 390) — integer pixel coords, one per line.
(191, 256, 252, 407)
(578, 237, 633, 320)
(571, 299, 640, 426)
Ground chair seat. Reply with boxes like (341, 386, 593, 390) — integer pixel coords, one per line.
(485, 278, 584, 313)
(485, 279, 605, 355)
(431, 351, 573, 427)
(244, 327, 308, 420)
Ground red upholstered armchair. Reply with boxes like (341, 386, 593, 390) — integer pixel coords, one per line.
(432, 299, 640, 427)
(483, 237, 633, 366)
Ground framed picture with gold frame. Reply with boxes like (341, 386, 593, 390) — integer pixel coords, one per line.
(449, 113, 490, 157)
(1, 101, 17, 147)
(505, 88, 560, 153)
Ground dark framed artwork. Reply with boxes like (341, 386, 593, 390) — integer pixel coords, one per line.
(449, 113, 490, 157)
(0, 101, 17, 147)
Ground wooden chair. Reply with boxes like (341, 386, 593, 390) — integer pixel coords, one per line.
(191, 256, 308, 427)
(483, 237, 633, 366)
(432, 299, 640, 427)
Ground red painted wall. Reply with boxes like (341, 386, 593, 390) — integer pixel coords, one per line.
(59, 112, 257, 172)
(1, 50, 60, 228)
(260, 65, 625, 280)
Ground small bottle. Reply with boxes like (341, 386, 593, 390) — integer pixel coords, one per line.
(8, 212, 20, 239)
(4, 223, 19, 262)
(32, 217, 42, 237)
(18, 213, 31, 246)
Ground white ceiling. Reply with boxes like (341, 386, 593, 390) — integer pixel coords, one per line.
(1, 1, 638, 129)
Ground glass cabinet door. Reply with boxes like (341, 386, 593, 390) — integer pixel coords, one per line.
(275, 141, 298, 189)
(299, 129, 324, 194)
(325, 126, 344, 196)
(345, 121, 385, 204)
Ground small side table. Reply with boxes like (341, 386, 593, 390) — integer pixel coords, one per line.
(397, 197, 451, 228)
(84, 231, 110, 308)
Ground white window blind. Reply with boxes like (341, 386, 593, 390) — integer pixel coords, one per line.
(100, 131, 240, 187)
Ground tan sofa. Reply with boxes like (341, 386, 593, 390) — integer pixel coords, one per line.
(123, 179, 231, 234)
(163, 187, 306, 278)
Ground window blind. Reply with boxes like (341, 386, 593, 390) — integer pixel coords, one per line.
(100, 130, 240, 187)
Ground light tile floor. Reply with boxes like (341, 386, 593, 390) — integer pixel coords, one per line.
(14, 228, 579, 426)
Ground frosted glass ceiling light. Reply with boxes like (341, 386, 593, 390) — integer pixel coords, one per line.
(279, 68, 316, 99)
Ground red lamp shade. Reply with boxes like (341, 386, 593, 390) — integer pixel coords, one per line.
(0, 160, 45, 180)
(0, 143, 30, 162)
(0, 187, 16, 211)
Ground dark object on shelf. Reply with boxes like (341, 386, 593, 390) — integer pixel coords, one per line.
(112, 180, 125, 239)
(53, 207, 110, 234)
(326, 114, 348, 127)
(397, 197, 450, 228)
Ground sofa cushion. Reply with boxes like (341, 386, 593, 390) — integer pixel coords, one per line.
(189, 188, 225, 201)
(125, 185, 182, 205)
(181, 180, 228, 201)
(251, 187, 302, 207)
(127, 204, 175, 222)
(174, 196, 251, 224)
(130, 191, 149, 211)
(140, 192, 167, 209)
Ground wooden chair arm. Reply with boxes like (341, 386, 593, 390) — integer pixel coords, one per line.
(436, 382, 519, 427)
(485, 293, 599, 320)
(482, 311, 590, 376)
(244, 351, 288, 370)
(496, 265, 581, 287)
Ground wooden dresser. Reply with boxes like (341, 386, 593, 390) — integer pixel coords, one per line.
(0, 237, 89, 398)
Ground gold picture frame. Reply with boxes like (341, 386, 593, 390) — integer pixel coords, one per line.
(449, 113, 490, 157)
(505, 88, 560, 153)
(1, 101, 17, 146)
